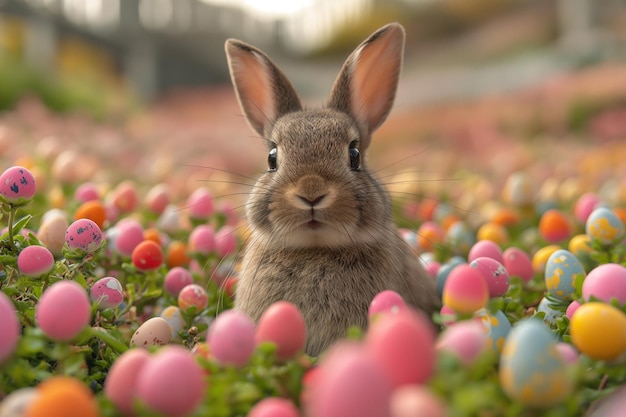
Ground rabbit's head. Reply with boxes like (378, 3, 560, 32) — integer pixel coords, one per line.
(226, 23, 405, 249)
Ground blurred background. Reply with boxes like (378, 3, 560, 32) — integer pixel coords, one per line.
(0, 0, 625, 207)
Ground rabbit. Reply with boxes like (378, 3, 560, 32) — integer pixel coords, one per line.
(225, 22, 439, 356)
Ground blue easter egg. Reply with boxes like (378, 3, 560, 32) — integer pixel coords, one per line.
(586, 207, 624, 244)
(476, 309, 511, 352)
(499, 318, 573, 407)
(445, 222, 476, 255)
(537, 297, 563, 327)
(160, 306, 185, 341)
(544, 249, 585, 301)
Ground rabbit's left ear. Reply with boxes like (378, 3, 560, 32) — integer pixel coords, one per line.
(225, 39, 302, 138)
(328, 23, 405, 143)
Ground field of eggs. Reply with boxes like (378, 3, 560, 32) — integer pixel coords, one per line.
(1, 62, 626, 417)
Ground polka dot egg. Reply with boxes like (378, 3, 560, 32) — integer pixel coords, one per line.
(65, 218, 104, 254)
(499, 318, 573, 408)
(544, 249, 585, 301)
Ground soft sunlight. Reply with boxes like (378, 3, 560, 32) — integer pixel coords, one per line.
(200, 0, 313, 19)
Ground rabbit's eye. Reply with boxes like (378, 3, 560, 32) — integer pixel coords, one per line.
(349, 141, 361, 171)
(268, 147, 278, 171)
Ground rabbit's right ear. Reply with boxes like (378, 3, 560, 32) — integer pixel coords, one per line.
(225, 40, 302, 138)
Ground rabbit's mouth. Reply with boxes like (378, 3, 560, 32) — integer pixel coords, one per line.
(305, 219, 323, 230)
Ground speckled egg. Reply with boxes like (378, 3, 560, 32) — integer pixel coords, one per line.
(585, 207, 625, 245)
(90, 277, 124, 309)
(65, 218, 104, 254)
(130, 317, 172, 348)
(0, 165, 36, 206)
(544, 249, 585, 300)
(469, 257, 509, 298)
(499, 318, 573, 408)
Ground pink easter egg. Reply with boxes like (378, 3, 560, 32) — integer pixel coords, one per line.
(90, 277, 124, 309)
(187, 187, 214, 220)
(369, 290, 407, 319)
(0, 291, 20, 363)
(164, 267, 194, 297)
(114, 220, 145, 257)
(17, 245, 55, 278)
(502, 247, 534, 283)
(366, 309, 436, 388)
(0, 165, 36, 206)
(308, 342, 392, 417)
(555, 342, 578, 364)
(248, 398, 300, 417)
(144, 183, 170, 214)
(442, 264, 489, 314)
(582, 263, 626, 306)
(436, 320, 488, 366)
(36, 280, 91, 342)
(110, 180, 139, 213)
(424, 260, 441, 278)
(135, 346, 206, 417)
(215, 226, 237, 257)
(65, 218, 104, 253)
(255, 301, 306, 361)
(390, 385, 448, 417)
(566, 300, 581, 320)
(104, 348, 151, 416)
(574, 193, 601, 223)
(177, 284, 208, 312)
(440, 305, 457, 326)
(74, 182, 100, 202)
(207, 309, 256, 367)
(188, 225, 216, 255)
(468, 240, 504, 264)
(469, 257, 510, 297)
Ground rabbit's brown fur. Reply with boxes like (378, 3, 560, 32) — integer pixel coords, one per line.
(226, 23, 439, 356)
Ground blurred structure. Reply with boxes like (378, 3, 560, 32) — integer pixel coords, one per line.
(0, 0, 624, 102)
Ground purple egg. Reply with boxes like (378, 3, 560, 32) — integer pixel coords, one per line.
(469, 257, 509, 298)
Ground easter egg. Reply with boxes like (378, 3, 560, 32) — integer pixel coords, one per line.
(390, 385, 447, 417)
(435, 257, 466, 299)
(248, 398, 300, 417)
(532, 245, 561, 274)
(565, 300, 581, 319)
(74, 182, 100, 202)
(417, 221, 444, 252)
(109, 180, 139, 214)
(131, 240, 164, 271)
(160, 306, 185, 341)
(207, 309, 255, 367)
(445, 222, 475, 255)
(0, 291, 20, 363)
(135, 346, 206, 417)
(468, 240, 504, 264)
(582, 263, 626, 306)
(17, 245, 55, 278)
(442, 264, 489, 314)
(0, 388, 39, 417)
(476, 222, 509, 245)
(90, 277, 124, 310)
(177, 284, 208, 312)
(502, 247, 534, 283)
(0, 165, 36, 206)
(537, 297, 562, 326)
(502, 172, 534, 206)
(574, 193, 601, 223)
(544, 249, 584, 300)
(568, 234, 592, 254)
(36, 281, 91, 342)
(188, 225, 216, 255)
(369, 290, 407, 319)
(114, 220, 145, 257)
(104, 348, 151, 416)
(586, 207, 625, 245)
(74, 200, 107, 229)
(164, 267, 194, 297)
(555, 342, 578, 364)
(366, 309, 436, 387)
(65, 218, 104, 254)
(144, 183, 170, 214)
(499, 319, 573, 407)
(570, 302, 626, 361)
(307, 342, 392, 417)
(37, 210, 69, 257)
(476, 309, 511, 352)
(255, 301, 306, 361)
(399, 228, 417, 249)
(469, 257, 509, 297)
(130, 317, 172, 348)
(25, 376, 99, 417)
(187, 187, 214, 220)
(436, 320, 488, 365)
(157, 205, 184, 234)
(538, 209, 571, 243)
(215, 226, 237, 257)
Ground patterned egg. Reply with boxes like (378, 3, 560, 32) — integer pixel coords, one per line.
(544, 249, 585, 301)
(469, 257, 509, 297)
(177, 284, 208, 312)
(160, 306, 185, 341)
(476, 309, 511, 352)
(0, 165, 36, 206)
(537, 297, 563, 326)
(445, 222, 475, 255)
(586, 207, 625, 245)
(532, 245, 561, 274)
(65, 218, 104, 254)
(130, 317, 172, 348)
(90, 277, 124, 309)
(502, 172, 534, 206)
(499, 318, 573, 408)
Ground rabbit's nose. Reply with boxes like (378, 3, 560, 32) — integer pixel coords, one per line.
(297, 194, 326, 207)
(293, 175, 332, 208)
